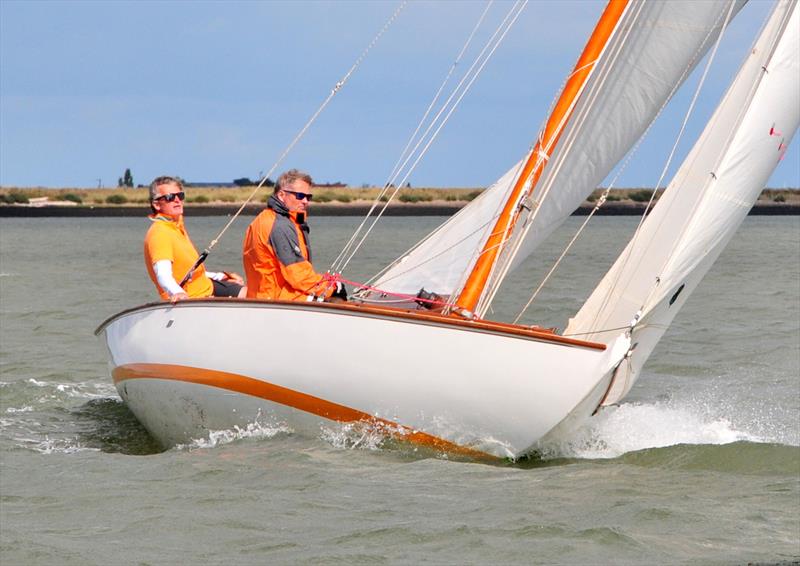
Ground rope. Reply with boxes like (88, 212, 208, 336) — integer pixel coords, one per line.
(179, 1, 407, 284)
(323, 273, 453, 309)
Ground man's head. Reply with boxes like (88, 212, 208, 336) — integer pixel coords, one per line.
(274, 169, 314, 214)
(149, 176, 185, 218)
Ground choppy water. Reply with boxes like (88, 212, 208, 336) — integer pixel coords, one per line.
(1, 215, 798, 565)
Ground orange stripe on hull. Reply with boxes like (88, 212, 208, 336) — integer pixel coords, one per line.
(113, 363, 495, 460)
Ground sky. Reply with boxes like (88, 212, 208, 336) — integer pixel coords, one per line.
(1, 0, 797, 189)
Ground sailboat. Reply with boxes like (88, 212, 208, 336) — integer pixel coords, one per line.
(96, 0, 798, 459)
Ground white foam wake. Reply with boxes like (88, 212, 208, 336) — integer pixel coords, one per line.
(319, 421, 397, 452)
(539, 401, 762, 460)
(179, 420, 292, 450)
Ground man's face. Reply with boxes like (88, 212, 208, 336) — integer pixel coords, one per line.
(278, 179, 313, 214)
(152, 182, 185, 218)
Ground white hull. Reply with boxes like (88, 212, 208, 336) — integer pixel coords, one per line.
(97, 299, 629, 459)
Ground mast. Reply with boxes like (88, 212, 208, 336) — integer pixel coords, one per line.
(452, 0, 629, 317)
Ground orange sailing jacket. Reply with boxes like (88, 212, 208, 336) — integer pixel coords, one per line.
(242, 195, 333, 301)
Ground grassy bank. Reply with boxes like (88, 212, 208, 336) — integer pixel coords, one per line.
(0, 186, 481, 206)
(1, 186, 798, 206)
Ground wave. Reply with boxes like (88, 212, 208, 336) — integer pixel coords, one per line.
(1, 398, 162, 456)
(532, 399, 800, 472)
(319, 421, 415, 453)
(539, 401, 762, 460)
(178, 420, 292, 450)
(615, 441, 800, 475)
(2, 377, 116, 403)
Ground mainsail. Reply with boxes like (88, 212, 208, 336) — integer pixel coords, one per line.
(566, 0, 800, 405)
(365, 0, 746, 310)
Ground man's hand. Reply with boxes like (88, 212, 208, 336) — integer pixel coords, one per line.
(170, 291, 190, 303)
(329, 281, 348, 302)
(223, 271, 244, 285)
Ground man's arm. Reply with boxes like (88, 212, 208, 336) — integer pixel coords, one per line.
(153, 260, 189, 302)
(206, 270, 245, 285)
(269, 224, 332, 298)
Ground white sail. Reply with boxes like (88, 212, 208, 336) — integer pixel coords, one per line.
(566, 0, 799, 405)
(362, 161, 522, 301)
(367, 0, 745, 303)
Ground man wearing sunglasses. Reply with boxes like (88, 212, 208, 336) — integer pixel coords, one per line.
(144, 176, 245, 302)
(243, 169, 346, 301)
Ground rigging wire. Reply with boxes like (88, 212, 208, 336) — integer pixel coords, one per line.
(385, 2, 495, 191)
(351, 159, 527, 298)
(512, 0, 735, 326)
(633, 0, 784, 322)
(576, 0, 737, 335)
(482, 0, 646, 319)
(444, 51, 603, 313)
(178, 1, 407, 284)
(332, 0, 526, 276)
(330, 0, 528, 276)
(329, 0, 494, 275)
(358, 216, 497, 290)
(476, 1, 648, 319)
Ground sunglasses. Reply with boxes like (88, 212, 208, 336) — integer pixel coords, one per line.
(154, 191, 185, 203)
(283, 189, 313, 201)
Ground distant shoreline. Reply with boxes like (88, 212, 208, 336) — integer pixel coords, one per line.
(1, 201, 798, 217)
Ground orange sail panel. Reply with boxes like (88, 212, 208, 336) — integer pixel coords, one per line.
(453, 0, 630, 316)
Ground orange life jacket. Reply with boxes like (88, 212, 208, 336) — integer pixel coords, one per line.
(242, 196, 333, 301)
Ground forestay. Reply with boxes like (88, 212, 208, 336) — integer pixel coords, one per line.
(566, 0, 800, 405)
(363, 0, 746, 311)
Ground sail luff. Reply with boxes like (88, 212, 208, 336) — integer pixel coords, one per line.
(452, 0, 630, 317)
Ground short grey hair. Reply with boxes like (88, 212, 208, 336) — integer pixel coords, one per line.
(149, 176, 183, 201)
(275, 169, 313, 193)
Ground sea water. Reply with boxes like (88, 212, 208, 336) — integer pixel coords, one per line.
(0, 215, 798, 565)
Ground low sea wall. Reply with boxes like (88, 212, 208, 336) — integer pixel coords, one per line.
(1, 202, 798, 217)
